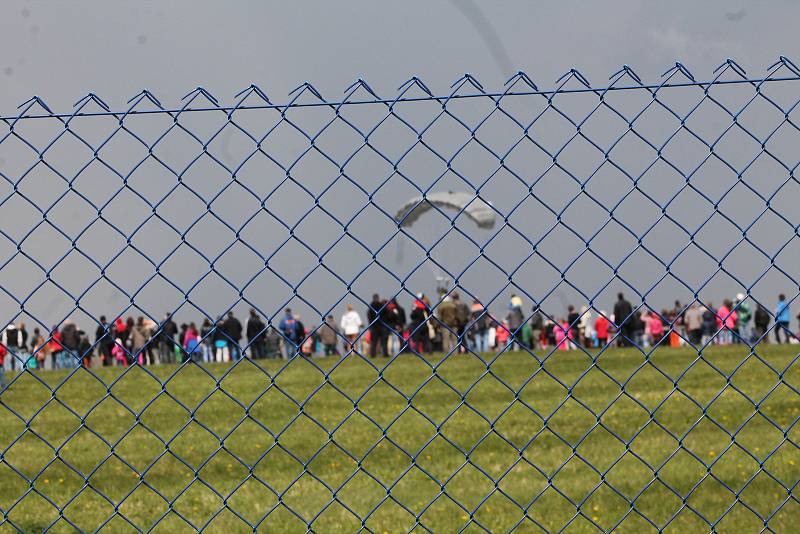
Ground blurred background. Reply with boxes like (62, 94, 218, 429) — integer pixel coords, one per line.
(1, 1, 798, 331)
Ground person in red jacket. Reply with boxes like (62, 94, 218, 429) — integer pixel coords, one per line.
(595, 312, 610, 348)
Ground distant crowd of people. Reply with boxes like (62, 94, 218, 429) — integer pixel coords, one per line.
(0, 291, 796, 383)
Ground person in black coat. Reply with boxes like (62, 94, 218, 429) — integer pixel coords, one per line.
(159, 313, 178, 364)
(246, 309, 266, 359)
(223, 312, 243, 360)
(367, 294, 389, 358)
(613, 293, 634, 347)
(754, 303, 770, 343)
(95, 316, 114, 366)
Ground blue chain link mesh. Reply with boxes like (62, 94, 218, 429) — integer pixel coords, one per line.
(1, 58, 800, 531)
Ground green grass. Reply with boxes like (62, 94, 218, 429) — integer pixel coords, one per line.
(1, 344, 799, 532)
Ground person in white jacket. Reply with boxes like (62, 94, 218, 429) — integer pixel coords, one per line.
(340, 304, 363, 354)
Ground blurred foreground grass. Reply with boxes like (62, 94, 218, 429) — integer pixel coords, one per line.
(1, 344, 799, 532)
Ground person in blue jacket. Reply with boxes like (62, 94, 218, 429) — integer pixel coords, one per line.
(775, 294, 792, 344)
(279, 308, 299, 358)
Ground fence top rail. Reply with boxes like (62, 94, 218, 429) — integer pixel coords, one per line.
(4, 61, 800, 122)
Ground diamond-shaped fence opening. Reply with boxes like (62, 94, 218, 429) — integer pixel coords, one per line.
(4, 64, 800, 530)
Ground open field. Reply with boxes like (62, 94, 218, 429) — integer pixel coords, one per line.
(1, 344, 799, 532)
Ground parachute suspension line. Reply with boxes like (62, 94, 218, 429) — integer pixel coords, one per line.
(395, 235, 405, 265)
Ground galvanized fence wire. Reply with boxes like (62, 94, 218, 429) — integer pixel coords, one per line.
(1, 57, 800, 531)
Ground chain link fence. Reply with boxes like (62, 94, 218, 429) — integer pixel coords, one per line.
(1, 59, 800, 531)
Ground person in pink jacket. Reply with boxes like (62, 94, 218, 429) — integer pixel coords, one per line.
(717, 300, 736, 345)
(648, 311, 665, 347)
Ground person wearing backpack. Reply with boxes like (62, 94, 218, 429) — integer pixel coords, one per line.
(437, 293, 460, 355)
(469, 301, 491, 354)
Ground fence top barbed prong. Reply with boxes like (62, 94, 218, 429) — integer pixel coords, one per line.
(396, 76, 433, 96)
(181, 86, 219, 106)
(73, 92, 111, 112)
(233, 84, 271, 104)
(609, 64, 643, 85)
(343, 78, 379, 99)
(450, 73, 485, 92)
(713, 58, 747, 78)
(767, 55, 800, 77)
(288, 81, 324, 100)
(661, 61, 695, 81)
(555, 68, 592, 88)
(16, 95, 53, 114)
(504, 70, 538, 91)
(126, 89, 163, 108)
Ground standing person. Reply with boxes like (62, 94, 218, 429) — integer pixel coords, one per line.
(667, 302, 683, 348)
(409, 296, 433, 354)
(529, 305, 544, 351)
(0, 343, 6, 388)
(246, 309, 266, 359)
(131, 317, 150, 365)
(319, 315, 339, 356)
(213, 317, 230, 363)
(453, 294, 470, 353)
(469, 301, 491, 354)
(437, 293, 459, 355)
(632, 311, 646, 348)
(60, 321, 81, 369)
(385, 299, 407, 356)
(223, 311, 243, 360)
(506, 295, 524, 351)
(613, 293, 634, 347)
(17, 323, 30, 369)
(200, 318, 214, 362)
(47, 327, 63, 370)
(595, 312, 609, 348)
(279, 308, 298, 358)
(734, 293, 752, 344)
(184, 322, 201, 361)
(159, 313, 178, 365)
(566, 306, 580, 345)
(30, 328, 46, 371)
(178, 324, 189, 359)
(702, 303, 718, 345)
(294, 314, 309, 357)
(113, 317, 128, 362)
(95, 316, 114, 367)
(754, 303, 770, 343)
(579, 306, 594, 348)
(367, 294, 389, 358)
(340, 304, 363, 354)
(495, 319, 511, 351)
(683, 303, 703, 346)
(717, 300, 736, 346)
(650, 311, 666, 346)
(554, 319, 568, 350)
(775, 294, 791, 344)
(1, 323, 23, 372)
(78, 329, 92, 368)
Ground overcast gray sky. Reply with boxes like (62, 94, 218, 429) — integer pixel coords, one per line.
(0, 1, 789, 108)
(1, 1, 800, 332)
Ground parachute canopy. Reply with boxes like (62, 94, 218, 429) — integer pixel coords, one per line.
(394, 192, 496, 229)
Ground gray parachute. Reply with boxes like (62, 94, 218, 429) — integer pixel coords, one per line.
(394, 191, 496, 229)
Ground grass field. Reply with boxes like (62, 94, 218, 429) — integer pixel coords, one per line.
(1, 343, 799, 532)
